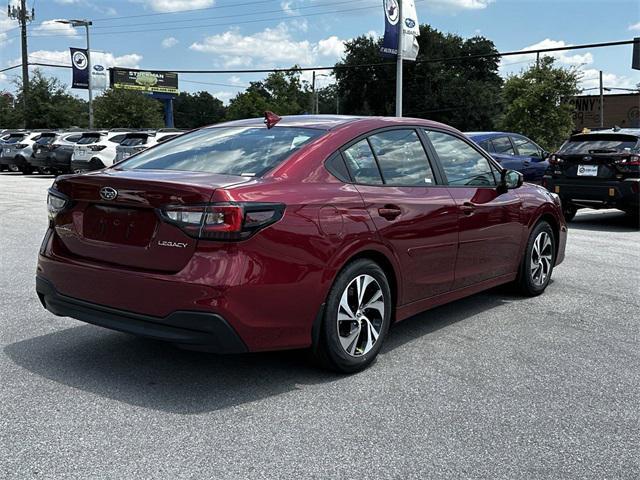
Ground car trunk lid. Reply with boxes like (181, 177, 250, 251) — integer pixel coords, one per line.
(52, 169, 250, 272)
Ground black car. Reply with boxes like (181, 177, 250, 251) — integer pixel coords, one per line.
(28, 131, 85, 175)
(543, 129, 640, 220)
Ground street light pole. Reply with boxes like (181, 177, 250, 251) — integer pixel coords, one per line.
(395, 0, 403, 117)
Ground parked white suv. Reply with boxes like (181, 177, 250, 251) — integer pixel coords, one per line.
(1, 131, 43, 174)
(70, 130, 131, 173)
(114, 129, 184, 163)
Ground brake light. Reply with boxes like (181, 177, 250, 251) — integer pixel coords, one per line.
(47, 189, 70, 221)
(88, 145, 107, 152)
(14, 144, 28, 149)
(159, 202, 285, 241)
(548, 154, 563, 165)
(615, 154, 640, 166)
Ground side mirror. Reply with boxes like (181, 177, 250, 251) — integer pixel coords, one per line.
(499, 169, 523, 192)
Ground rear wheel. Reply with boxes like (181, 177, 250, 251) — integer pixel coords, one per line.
(517, 221, 556, 296)
(313, 259, 392, 373)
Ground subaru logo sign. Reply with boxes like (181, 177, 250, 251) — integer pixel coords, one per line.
(93, 65, 105, 72)
(99, 187, 118, 201)
(405, 18, 416, 28)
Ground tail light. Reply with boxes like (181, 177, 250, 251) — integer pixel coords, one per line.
(615, 155, 640, 166)
(548, 154, 563, 166)
(14, 144, 28, 149)
(88, 145, 107, 152)
(47, 189, 70, 221)
(159, 202, 285, 241)
(50, 144, 61, 150)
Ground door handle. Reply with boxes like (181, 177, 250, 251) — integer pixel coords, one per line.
(378, 205, 402, 220)
(460, 202, 476, 215)
(523, 160, 530, 166)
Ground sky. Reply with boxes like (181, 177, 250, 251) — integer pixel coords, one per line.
(0, 0, 639, 104)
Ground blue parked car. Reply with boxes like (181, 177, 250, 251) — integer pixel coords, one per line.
(465, 132, 549, 184)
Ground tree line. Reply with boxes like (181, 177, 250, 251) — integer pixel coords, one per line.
(0, 25, 580, 150)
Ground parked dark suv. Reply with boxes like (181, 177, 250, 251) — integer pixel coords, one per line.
(543, 129, 640, 220)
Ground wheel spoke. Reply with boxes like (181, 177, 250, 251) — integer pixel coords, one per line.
(362, 318, 378, 353)
(356, 275, 374, 308)
(339, 290, 356, 320)
(339, 323, 361, 354)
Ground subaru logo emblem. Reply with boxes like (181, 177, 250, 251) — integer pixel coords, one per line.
(583, 156, 592, 161)
(405, 18, 416, 28)
(99, 187, 118, 201)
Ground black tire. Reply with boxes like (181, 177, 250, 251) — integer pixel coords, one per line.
(19, 165, 34, 175)
(562, 202, 577, 222)
(517, 221, 556, 296)
(313, 259, 392, 373)
(622, 208, 639, 220)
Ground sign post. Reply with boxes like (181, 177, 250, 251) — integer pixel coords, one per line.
(395, 1, 403, 117)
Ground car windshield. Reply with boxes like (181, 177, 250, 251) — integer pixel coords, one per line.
(118, 126, 323, 176)
(77, 135, 101, 145)
(560, 134, 639, 154)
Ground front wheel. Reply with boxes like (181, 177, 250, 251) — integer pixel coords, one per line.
(517, 221, 556, 296)
(313, 259, 392, 373)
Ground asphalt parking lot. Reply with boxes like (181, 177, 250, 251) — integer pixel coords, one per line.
(1, 172, 638, 479)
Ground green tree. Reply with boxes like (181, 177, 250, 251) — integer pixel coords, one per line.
(226, 69, 312, 120)
(334, 26, 504, 130)
(0, 92, 20, 128)
(93, 88, 165, 129)
(173, 91, 226, 128)
(500, 57, 580, 150)
(11, 70, 88, 128)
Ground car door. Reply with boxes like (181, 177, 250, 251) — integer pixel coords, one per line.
(341, 128, 459, 304)
(510, 135, 547, 183)
(423, 129, 524, 290)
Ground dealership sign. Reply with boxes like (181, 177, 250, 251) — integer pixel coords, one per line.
(70, 47, 89, 89)
(110, 68, 179, 94)
(380, 0, 420, 60)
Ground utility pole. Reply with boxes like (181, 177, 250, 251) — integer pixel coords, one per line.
(8, 0, 34, 128)
(599, 70, 604, 128)
(395, 0, 403, 117)
(311, 71, 316, 114)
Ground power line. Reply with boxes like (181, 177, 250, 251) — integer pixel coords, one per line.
(89, 0, 371, 29)
(23, 2, 411, 38)
(0, 64, 22, 73)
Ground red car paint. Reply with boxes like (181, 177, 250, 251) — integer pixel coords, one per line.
(37, 116, 567, 352)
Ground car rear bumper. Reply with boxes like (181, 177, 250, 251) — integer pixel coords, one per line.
(71, 158, 106, 171)
(36, 276, 248, 353)
(543, 176, 640, 210)
(29, 154, 71, 170)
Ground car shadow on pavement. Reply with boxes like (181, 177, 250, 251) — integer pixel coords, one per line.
(5, 287, 517, 414)
(569, 210, 639, 232)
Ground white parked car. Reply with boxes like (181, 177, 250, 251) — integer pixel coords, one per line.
(0, 131, 43, 174)
(70, 130, 131, 173)
(114, 129, 184, 163)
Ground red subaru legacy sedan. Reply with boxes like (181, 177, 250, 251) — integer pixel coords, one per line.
(37, 115, 567, 372)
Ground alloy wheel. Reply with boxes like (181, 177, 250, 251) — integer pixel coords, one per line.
(336, 274, 385, 357)
(530, 231, 553, 287)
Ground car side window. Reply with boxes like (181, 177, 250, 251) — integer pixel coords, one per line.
(109, 134, 126, 144)
(65, 134, 82, 143)
(343, 139, 383, 185)
(491, 136, 516, 155)
(368, 129, 434, 186)
(424, 130, 497, 187)
(479, 140, 494, 153)
(512, 136, 540, 157)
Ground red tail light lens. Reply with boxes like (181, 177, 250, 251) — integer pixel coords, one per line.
(159, 203, 285, 241)
(548, 154, 563, 166)
(615, 155, 640, 166)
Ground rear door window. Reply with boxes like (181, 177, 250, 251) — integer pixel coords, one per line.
(120, 136, 148, 146)
(64, 134, 83, 143)
(368, 129, 435, 186)
(342, 139, 383, 185)
(491, 136, 516, 155)
(77, 135, 101, 145)
(425, 130, 498, 186)
(109, 134, 127, 144)
(511, 136, 540, 156)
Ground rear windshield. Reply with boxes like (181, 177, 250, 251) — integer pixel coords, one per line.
(118, 126, 323, 176)
(560, 134, 640, 154)
(36, 135, 57, 145)
(120, 136, 148, 146)
(77, 135, 101, 145)
(4, 134, 26, 144)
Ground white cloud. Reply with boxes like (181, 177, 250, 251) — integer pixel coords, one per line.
(317, 36, 346, 58)
(140, 0, 214, 12)
(228, 75, 243, 85)
(212, 90, 234, 104)
(430, 0, 493, 10)
(54, 0, 117, 15)
(629, 22, 640, 31)
(161, 36, 179, 48)
(0, 8, 18, 47)
(580, 69, 639, 92)
(500, 39, 594, 73)
(33, 20, 80, 38)
(190, 23, 346, 68)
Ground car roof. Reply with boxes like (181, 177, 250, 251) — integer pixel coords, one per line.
(465, 131, 523, 140)
(571, 128, 640, 138)
(210, 114, 458, 132)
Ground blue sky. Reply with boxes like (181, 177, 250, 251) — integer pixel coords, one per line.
(1, 0, 639, 103)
